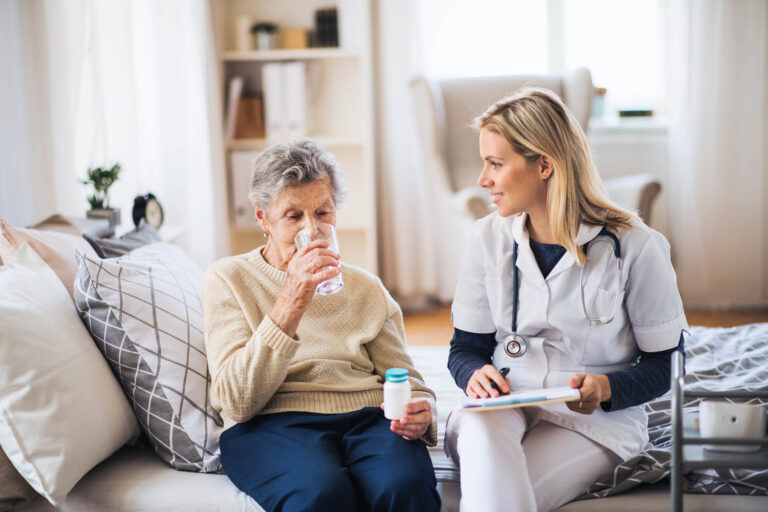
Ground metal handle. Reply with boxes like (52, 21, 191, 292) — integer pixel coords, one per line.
(671, 350, 684, 512)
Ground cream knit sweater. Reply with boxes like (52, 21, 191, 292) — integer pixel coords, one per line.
(202, 246, 437, 446)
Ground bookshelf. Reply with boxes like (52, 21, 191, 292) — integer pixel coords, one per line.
(212, 0, 377, 273)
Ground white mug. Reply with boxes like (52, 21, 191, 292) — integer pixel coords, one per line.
(700, 400, 766, 452)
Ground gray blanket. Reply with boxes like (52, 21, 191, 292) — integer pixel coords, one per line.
(585, 323, 768, 498)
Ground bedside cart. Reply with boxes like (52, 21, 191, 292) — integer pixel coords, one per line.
(670, 350, 768, 511)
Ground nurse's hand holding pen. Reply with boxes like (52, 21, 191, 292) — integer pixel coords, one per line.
(466, 364, 511, 398)
(567, 374, 612, 414)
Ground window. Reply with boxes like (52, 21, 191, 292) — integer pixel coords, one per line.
(416, 0, 668, 115)
(417, 0, 549, 78)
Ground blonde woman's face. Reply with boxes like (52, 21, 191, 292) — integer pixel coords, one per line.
(477, 128, 547, 218)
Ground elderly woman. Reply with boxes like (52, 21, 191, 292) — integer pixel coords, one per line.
(202, 139, 440, 512)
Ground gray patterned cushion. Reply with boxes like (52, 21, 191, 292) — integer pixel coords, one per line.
(82, 221, 163, 259)
(73, 242, 223, 473)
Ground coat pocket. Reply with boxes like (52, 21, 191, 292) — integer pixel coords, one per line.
(580, 285, 630, 364)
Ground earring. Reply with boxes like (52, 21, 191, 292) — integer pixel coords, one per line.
(263, 231, 269, 238)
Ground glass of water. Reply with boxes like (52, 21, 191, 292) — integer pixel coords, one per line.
(293, 223, 343, 295)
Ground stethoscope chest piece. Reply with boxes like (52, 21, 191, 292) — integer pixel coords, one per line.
(503, 333, 527, 358)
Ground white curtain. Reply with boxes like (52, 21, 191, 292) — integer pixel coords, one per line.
(373, 0, 445, 308)
(0, 0, 229, 267)
(668, 0, 768, 309)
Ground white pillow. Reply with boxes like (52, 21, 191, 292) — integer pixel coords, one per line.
(0, 243, 140, 505)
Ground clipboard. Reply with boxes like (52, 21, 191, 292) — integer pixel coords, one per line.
(456, 386, 581, 413)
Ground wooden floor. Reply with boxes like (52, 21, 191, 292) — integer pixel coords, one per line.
(403, 306, 768, 346)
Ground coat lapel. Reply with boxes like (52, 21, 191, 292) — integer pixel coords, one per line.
(512, 214, 547, 288)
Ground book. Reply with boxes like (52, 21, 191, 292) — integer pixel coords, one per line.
(283, 61, 306, 139)
(262, 62, 307, 142)
(234, 96, 265, 139)
(225, 76, 244, 141)
(457, 386, 580, 412)
(262, 63, 285, 141)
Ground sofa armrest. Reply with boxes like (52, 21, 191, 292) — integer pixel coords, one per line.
(604, 173, 662, 226)
(452, 186, 492, 220)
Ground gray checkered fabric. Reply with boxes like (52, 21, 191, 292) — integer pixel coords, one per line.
(582, 324, 768, 499)
(74, 243, 223, 473)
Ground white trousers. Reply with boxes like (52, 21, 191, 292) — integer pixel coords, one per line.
(444, 407, 621, 512)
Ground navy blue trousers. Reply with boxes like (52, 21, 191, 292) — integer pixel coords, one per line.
(220, 407, 441, 512)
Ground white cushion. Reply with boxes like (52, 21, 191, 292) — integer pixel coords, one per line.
(19, 446, 263, 512)
(0, 244, 140, 505)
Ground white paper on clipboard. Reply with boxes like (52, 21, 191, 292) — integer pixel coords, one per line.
(458, 386, 580, 411)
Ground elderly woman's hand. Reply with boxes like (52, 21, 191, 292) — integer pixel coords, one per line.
(385, 399, 432, 441)
(269, 239, 341, 338)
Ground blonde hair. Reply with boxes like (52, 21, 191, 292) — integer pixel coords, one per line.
(475, 88, 639, 265)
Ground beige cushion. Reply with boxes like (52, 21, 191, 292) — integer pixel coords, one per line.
(0, 244, 140, 505)
(0, 218, 97, 299)
(29, 214, 83, 237)
(0, 448, 37, 511)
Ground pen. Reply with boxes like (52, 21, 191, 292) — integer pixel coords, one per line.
(490, 367, 510, 392)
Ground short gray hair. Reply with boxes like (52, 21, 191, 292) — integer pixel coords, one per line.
(247, 139, 348, 211)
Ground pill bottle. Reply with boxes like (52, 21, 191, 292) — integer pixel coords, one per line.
(384, 368, 411, 420)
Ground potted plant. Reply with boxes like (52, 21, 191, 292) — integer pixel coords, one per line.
(251, 22, 279, 50)
(80, 163, 122, 227)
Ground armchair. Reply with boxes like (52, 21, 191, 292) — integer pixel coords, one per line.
(409, 68, 661, 302)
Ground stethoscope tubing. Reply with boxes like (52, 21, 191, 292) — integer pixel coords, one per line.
(505, 227, 622, 358)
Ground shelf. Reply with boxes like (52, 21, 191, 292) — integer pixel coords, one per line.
(223, 48, 359, 62)
(588, 115, 669, 138)
(233, 222, 370, 233)
(217, 0, 377, 273)
(227, 136, 365, 151)
(682, 439, 768, 470)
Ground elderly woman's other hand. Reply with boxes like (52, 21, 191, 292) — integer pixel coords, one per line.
(386, 399, 432, 441)
(269, 238, 341, 338)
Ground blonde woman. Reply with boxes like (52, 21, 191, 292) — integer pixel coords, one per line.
(444, 89, 688, 511)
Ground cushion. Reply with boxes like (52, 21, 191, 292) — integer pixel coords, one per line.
(0, 218, 98, 298)
(29, 214, 83, 237)
(18, 446, 264, 512)
(82, 221, 162, 258)
(0, 244, 140, 505)
(74, 243, 223, 472)
(0, 448, 37, 511)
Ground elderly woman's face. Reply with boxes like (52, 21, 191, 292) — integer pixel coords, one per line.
(256, 179, 336, 263)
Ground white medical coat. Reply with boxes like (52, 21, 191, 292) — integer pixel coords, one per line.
(451, 212, 688, 460)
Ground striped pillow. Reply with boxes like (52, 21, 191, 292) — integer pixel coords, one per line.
(74, 242, 223, 472)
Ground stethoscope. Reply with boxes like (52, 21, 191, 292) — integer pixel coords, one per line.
(503, 227, 622, 358)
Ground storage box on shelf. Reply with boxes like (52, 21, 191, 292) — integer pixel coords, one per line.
(213, 0, 377, 273)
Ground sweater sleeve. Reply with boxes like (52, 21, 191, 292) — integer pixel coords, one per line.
(202, 269, 300, 423)
(601, 332, 686, 411)
(364, 285, 438, 447)
(447, 328, 496, 394)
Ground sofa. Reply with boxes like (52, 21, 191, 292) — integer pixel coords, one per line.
(11, 345, 768, 512)
(2, 217, 766, 512)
